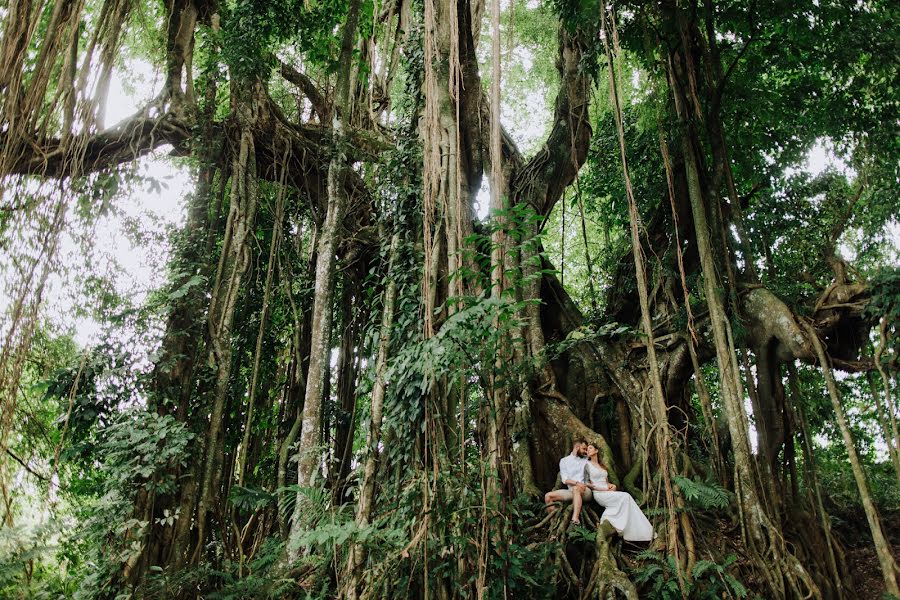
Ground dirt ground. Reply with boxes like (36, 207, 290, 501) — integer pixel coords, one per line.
(834, 509, 900, 599)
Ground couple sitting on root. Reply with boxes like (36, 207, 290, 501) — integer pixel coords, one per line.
(544, 438, 655, 542)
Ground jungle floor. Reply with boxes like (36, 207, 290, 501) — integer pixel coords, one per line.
(836, 509, 900, 599)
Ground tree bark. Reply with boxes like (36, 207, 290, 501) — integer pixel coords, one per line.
(194, 81, 261, 561)
(788, 363, 844, 595)
(344, 230, 400, 600)
(874, 318, 900, 484)
(289, 0, 362, 559)
(806, 325, 899, 596)
(237, 178, 286, 486)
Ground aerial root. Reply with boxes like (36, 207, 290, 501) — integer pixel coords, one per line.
(580, 505, 598, 530)
(745, 517, 823, 600)
(781, 551, 822, 600)
(587, 521, 639, 600)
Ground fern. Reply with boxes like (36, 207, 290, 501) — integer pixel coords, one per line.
(724, 574, 748, 598)
(632, 550, 749, 599)
(278, 484, 330, 528)
(674, 475, 732, 510)
(566, 525, 596, 544)
(635, 549, 664, 562)
(229, 486, 276, 512)
(691, 554, 747, 599)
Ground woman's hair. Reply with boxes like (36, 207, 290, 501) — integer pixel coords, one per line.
(586, 442, 609, 472)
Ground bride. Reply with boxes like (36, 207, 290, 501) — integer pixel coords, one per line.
(584, 442, 655, 542)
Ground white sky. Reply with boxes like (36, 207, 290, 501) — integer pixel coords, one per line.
(50, 61, 192, 346)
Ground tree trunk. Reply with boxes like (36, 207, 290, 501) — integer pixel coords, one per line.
(806, 325, 899, 596)
(289, 0, 362, 559)
(787, 363, 844, 596)
(194, 78, 262, 561)
(676, 99, 816, 596)
(344, 230, 400, 600)
(237, 177, 286, 486)
(333, 274, 364, 499)
(874, 318, 900, 484)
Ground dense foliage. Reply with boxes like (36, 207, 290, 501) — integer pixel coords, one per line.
(0, 0, 897, 598)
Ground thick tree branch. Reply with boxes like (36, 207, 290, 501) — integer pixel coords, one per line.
(0, 111, 190, 179)
(742, 283, 872, 372)
(1, 94, 375, 236)
(512, 25, 593, 216)
(478, 92, 524, 174)
(278, 59, 330, 123)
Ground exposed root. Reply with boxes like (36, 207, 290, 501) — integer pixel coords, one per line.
(588, 521, 639, 600)
(526, 503, 641, 599)
(525, 501, 564, 533)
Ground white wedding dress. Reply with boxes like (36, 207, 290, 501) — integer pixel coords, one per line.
(587, 462, 655, 542)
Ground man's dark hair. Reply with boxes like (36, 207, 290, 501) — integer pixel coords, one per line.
(574, 437, 587, 446)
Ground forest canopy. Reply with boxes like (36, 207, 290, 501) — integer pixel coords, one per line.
(0, 0, 898, 598)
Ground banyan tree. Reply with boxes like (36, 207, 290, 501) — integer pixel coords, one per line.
(0, 0, 898, 598)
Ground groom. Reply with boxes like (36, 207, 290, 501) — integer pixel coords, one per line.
(544, 438, 592, 525)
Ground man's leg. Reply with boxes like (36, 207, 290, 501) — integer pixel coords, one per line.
(544, 490, 562, 513)
(572, 485, 585, 523)
(545, 489, 572, 513)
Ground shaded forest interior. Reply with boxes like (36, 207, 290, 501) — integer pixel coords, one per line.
(0, 0, 898, 598)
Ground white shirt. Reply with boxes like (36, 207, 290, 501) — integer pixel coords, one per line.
(559, 454, 588, 487)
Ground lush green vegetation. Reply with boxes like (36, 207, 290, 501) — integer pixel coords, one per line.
(0, 0, 898, 598)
